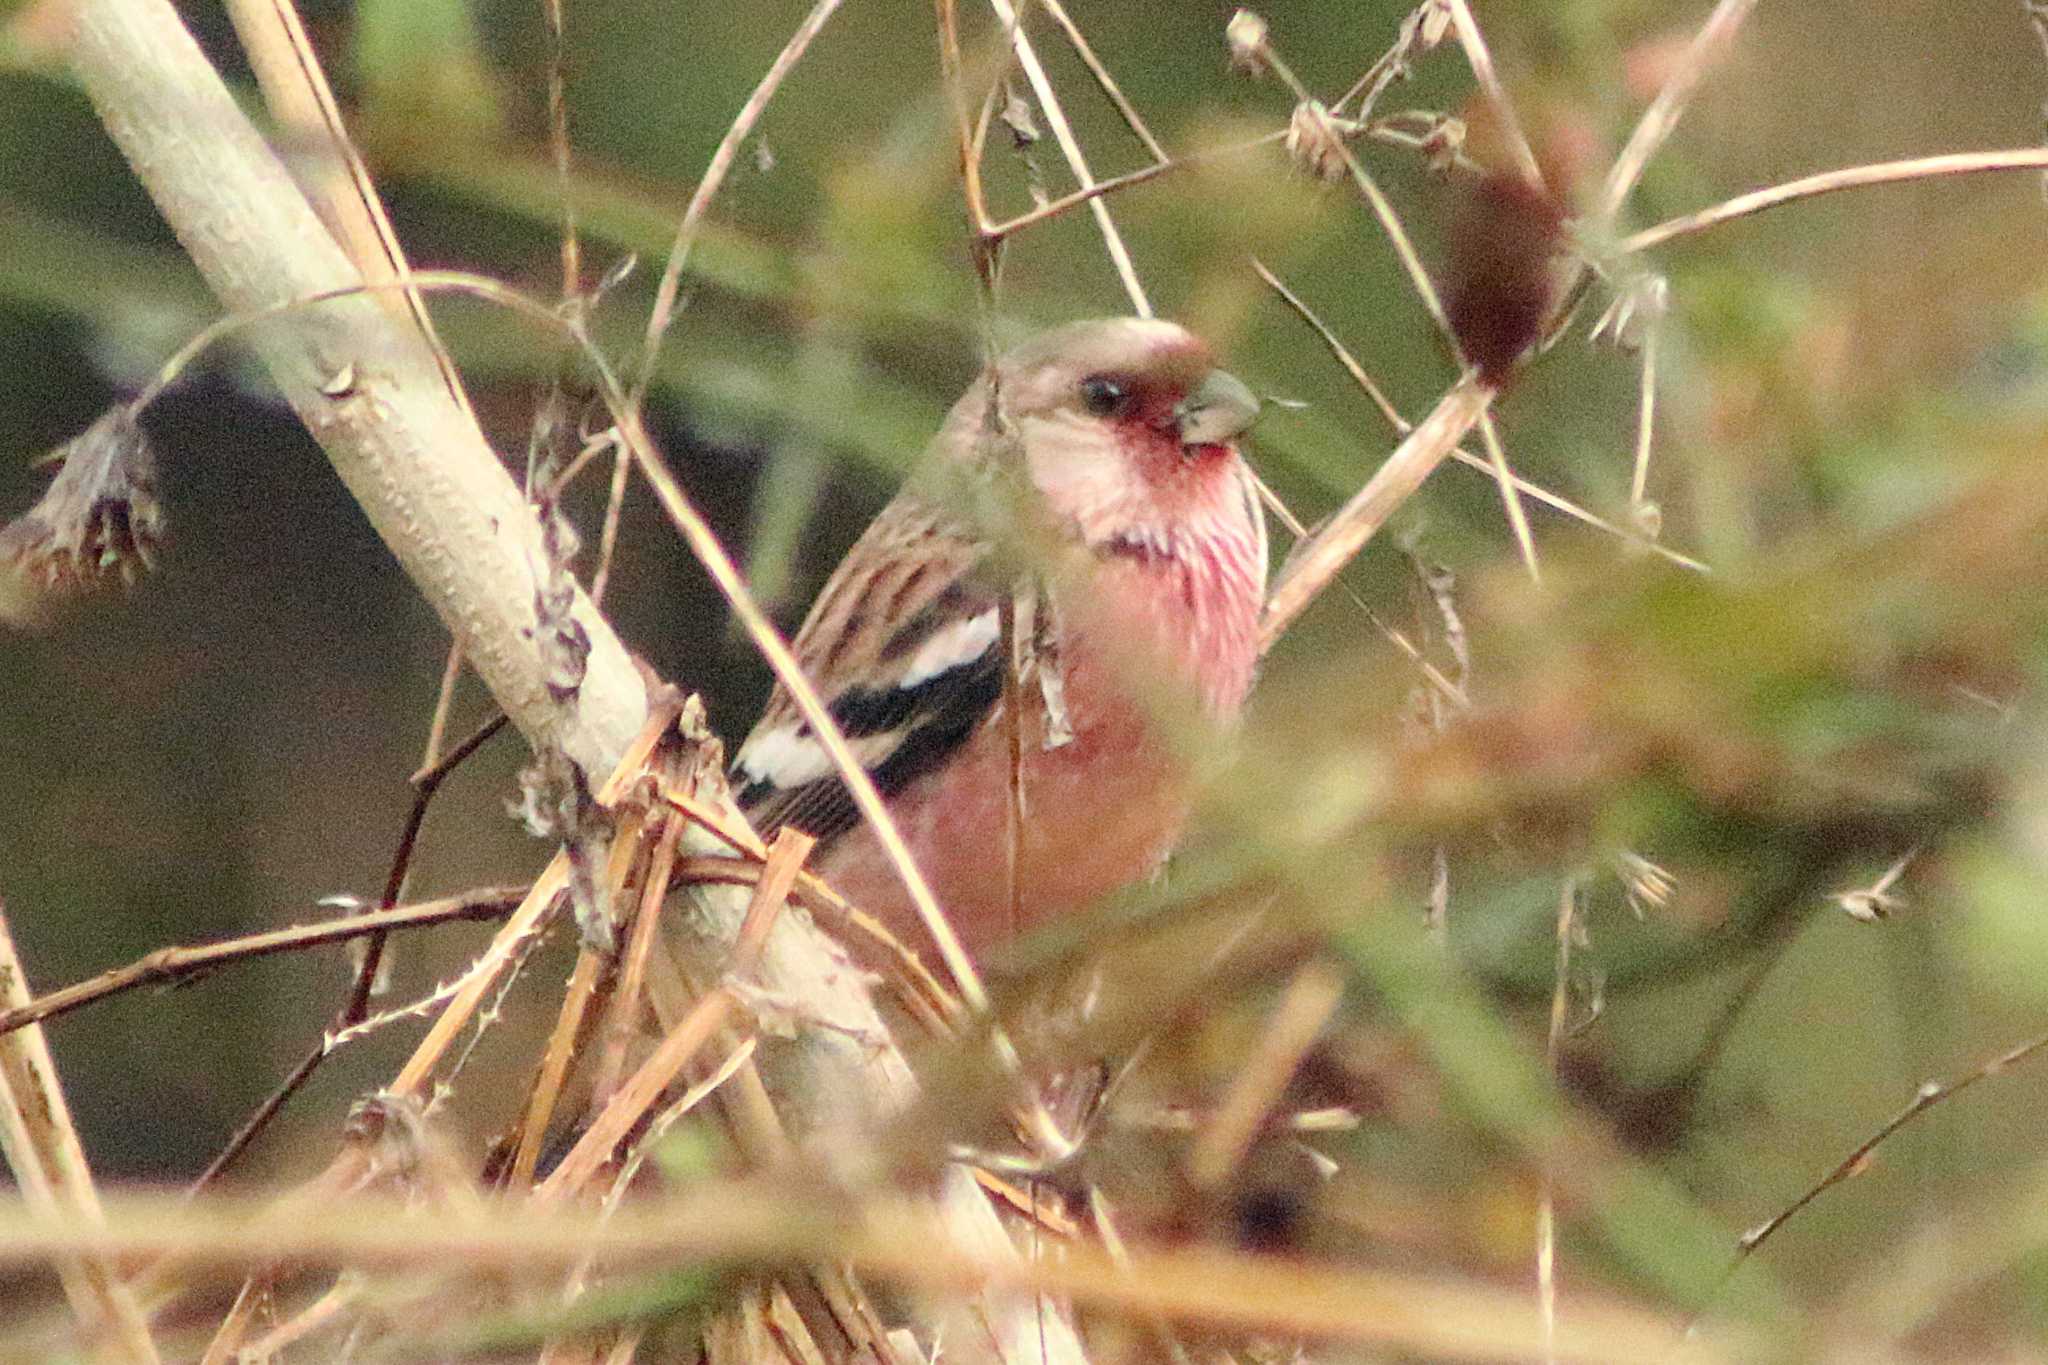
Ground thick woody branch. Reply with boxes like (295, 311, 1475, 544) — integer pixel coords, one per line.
(68, 1, 644, 781)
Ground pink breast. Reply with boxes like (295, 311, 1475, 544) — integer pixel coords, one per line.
(815, 547, 1259, 958)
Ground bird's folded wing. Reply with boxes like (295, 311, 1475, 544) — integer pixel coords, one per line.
(733, 498, 1005, 847)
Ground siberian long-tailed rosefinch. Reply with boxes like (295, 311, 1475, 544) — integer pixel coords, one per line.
(734, 318, 1267, 959)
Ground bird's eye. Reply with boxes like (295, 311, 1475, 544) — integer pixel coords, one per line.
(1078, 375, 1131, 417)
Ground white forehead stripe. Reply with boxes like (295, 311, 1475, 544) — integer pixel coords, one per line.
(899, 609, 1000, 688)
(736, 723, 833, 789)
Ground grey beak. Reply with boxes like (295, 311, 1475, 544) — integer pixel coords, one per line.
(1174, 368, 1262, 447)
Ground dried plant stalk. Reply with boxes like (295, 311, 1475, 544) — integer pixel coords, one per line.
(0, 904, 159, 1363)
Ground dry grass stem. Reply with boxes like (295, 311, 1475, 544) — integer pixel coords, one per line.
(984, 0, 1152, 315)
(935, 0, 995, 234)
(389, 702, 675, 1102)
(1539, 878, 1581, 1365)
(221, 0, 475, 422)
(0, 1191, 1730, 1361)
(510, 946, 611, 1189)
(592, 806, 690, 1107)
(1442, 0, 1545, 189)
(1596, 0, 1761, 221)
(1036, 0, 1169, 161)
(1619, 147, 2048, 252)
(632, 0, 847, 401)
(1475, 409, 1541, 582)
(1185, 960, 1344, 1191)
(1245, 474, 1472, 708)
(535, 829, 813, 1201)
(1628, 292, 1665, 520)
(1260, 376, 1495, 650)
(0, 904, 159, 1364)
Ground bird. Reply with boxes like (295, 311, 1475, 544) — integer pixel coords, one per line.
(732, 318, 1268, 961)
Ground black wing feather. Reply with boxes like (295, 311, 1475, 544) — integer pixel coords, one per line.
(736, 597, 1006, 848)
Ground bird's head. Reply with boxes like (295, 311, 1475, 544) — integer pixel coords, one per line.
(934, 317, 1265, 560)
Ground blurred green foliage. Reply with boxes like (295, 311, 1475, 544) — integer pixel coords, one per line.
(5, 0, 2048, 1356)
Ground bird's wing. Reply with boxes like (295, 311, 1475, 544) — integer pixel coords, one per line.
(732, 495, 1005, 847)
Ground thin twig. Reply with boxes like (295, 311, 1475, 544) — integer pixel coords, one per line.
(1332, 4, 1438, 117)
(416, 643, 467, 783)
(935, 0, 995, 234)
(349, 709, 511, 1025)
(966, 117, 1466, 243)
(1719, 1027, 2048, 1280)
(1253, 257, 1707, 573)
(589, 441, 635, 607)
(632, 0, 846, 404)
(1619, 148, 2048, 253)
(0, 888, 525, 1040)
(542, 0, 582, 301)
(1679, 1022, 2048, 1346)
(987, 129, 1284, 238)
(191, 713, 511, 1192)
(1241, 25, 1449, 335)
(1035, 0, 1169, 162)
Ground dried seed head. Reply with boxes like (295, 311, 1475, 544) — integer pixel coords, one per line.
(1612, 850, 1675, 918)
(1225, 9, 1270, 76)
(1419, 114, 1468, 174)
(999, 84, 1041, 149)
(1591, 273, 1670, 352)
(1415, 0, 1454, 49)
(0, 405, 165, 632)
(1285, 100, 1348, 183)
(1629, 499, 1664, 544)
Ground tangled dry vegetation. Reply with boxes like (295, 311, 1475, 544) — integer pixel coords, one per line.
(8, 0, 2048, 1361)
